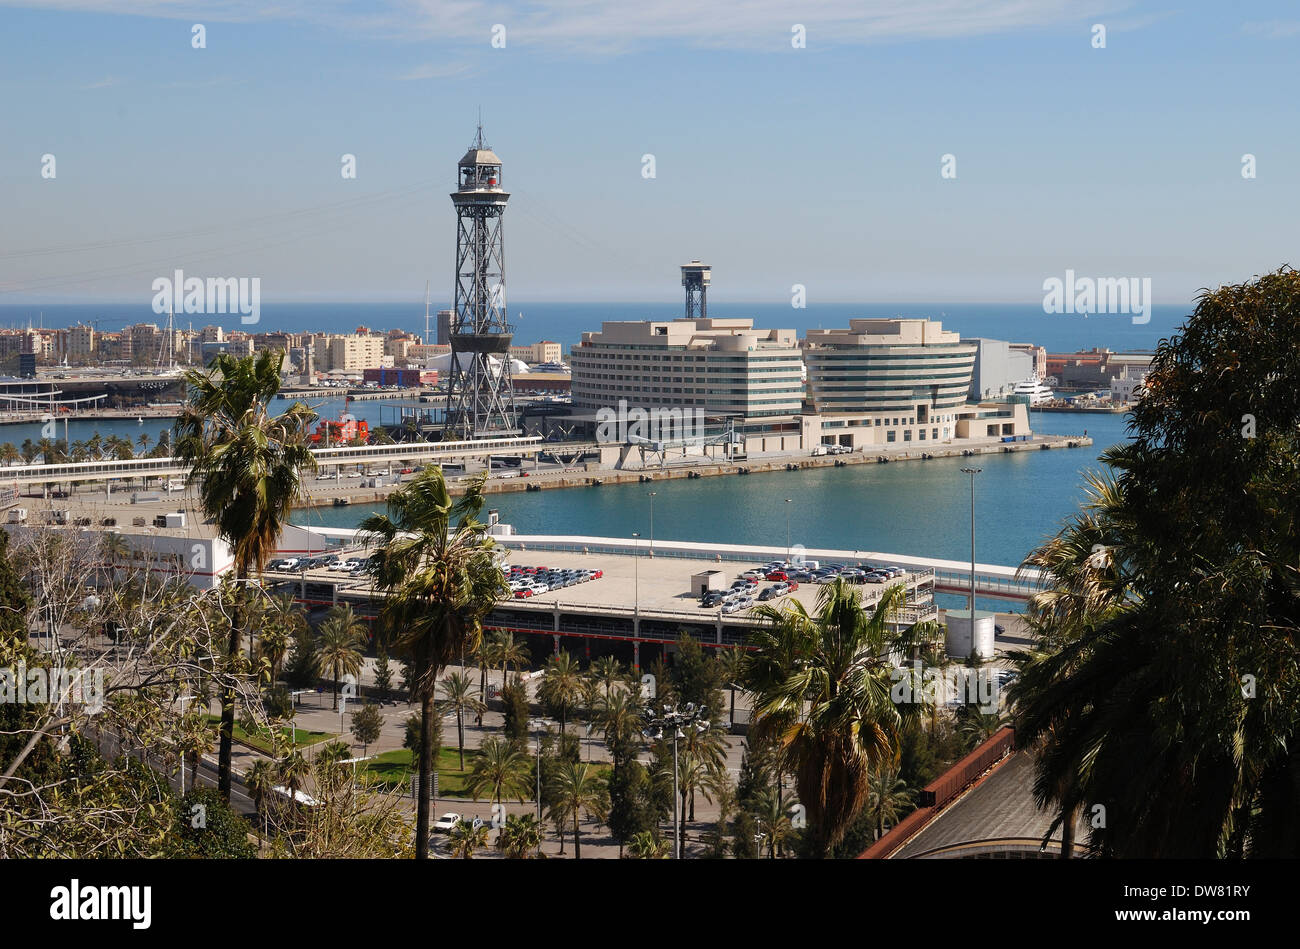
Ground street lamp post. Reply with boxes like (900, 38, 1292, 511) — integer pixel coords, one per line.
(641, 702, 711, 859)
(177, 694, 196, 795)
(527, 717, 554, 855)
(784, 498, 792, 563)
(961, 467, 982, 643)
(647, 491, 657, 554)
(632, 532, 640, 619)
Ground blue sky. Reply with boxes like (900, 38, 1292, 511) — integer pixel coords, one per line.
(2, 1, 1298, 306)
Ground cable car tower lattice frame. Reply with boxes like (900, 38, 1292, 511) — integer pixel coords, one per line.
(442, 125, 519, 439)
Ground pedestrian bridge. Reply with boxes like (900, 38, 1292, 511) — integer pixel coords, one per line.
(0, 435, 544, 487)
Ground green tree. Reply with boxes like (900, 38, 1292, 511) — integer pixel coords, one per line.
(865, 762, 915, 842)
(174, 350, 317, 799)
(1013, 268, 1300, 859)
(167, 788, 256, 858)
(350, 703, 384, 757)
(373, 643, 393, 703)
(439, 671, 485, 771)
(537, 651, 583, 735)
(500, 680, 531, 744)
(448, 818, 490, 858)
(547, 760, 608, 859)
(360, 469, 507, 858)
(466, 736, 531, 807)
(496, 812, 542, 858)
(312, 606, 367, 710)
(243, 758, 277, 845)
(745, 580, 937, 858)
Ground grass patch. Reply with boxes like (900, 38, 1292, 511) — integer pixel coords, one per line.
(203, 714, 334, 754)
(362, 745, 483, 797)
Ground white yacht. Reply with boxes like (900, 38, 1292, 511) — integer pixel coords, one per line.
(1012, 378, 1055, 405)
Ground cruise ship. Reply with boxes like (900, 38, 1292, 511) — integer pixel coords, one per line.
(1012, 378, 1055, 405)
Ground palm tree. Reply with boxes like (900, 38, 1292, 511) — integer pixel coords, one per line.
(174, 350, 317, 799)
(466, 736, 531, 808)
(496, 812, 542, 858)
(537, 651, 583, 736)
(866, 763, 915, 841)
(360, 468, 507, 859)
(137, 432, 150, 455)
(244, 759, 276, 845)
(595, 688, 641, 775)
(449, 819, 490, 858)
(745, 580, 938, 858)
(312, 607, 367, 710)
(587, 656, 623, 702)
(493, 631, 530, 688)
(278, 749, 310, 798)
(547, 760, 608, 859)
(439, 671, 485, 770)
(716, 647, 746, 729)
(0, 442, 19, 466)
(752, 783, 797, 858)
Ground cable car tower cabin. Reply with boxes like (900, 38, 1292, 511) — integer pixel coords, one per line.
(443, 125, 518, 438)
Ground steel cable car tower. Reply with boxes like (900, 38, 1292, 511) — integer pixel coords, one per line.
(443, 125, 518, 438)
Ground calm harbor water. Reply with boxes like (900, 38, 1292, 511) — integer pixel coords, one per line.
(293, 411, 1132, 581)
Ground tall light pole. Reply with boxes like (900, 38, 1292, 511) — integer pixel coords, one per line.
(961, 467, 982, 631)
(632, 532, 640, 619)
(527, 717, 554, 856)
(647, 491, 657, 554)
(640, 702, 711, 859)
(784, 498, 793, 563)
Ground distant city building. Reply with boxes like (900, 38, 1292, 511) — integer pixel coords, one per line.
(571, 317, 804, 419)
(436, 309, 453, 346)
(802, 318, 1028, 448)
(362, 367, 438, 387)
(508, 341, 562, 365)
(67, 324, 95, 361)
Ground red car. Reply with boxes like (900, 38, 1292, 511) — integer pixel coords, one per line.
(513, 588, 533, 598)
(786, 580, 799, 592)
(765, 570, 788, 582)
(591, 569, 603, 579)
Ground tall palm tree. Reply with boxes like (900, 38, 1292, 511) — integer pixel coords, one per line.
(137, 432, 150, 455)
(360, 468, 507, 859)
(595, 688, 641, 775)
(312, 608, 367, 710)
(745, 580, 937, 858)
(174, 350, 317, 799)
(716, 647, 746, 729)
(537, 651, 583, 736)
(0, 442, 19, 466)
(243, 759, 276, 845)
(752, 783, 797, 858)
(466, 736, 531, 807)
(866, 763, 915, 841)
(439, 671, 485, 770)
(278, 749, 310, 798)
(587, 656, 623, 702)
(493, 631, 530, 688)
(547, 760, 608, 859)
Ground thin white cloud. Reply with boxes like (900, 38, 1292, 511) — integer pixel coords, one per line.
(398, 61, 471, 81)
(0, 1, 1135, 52)
(82, 75, 121, 88)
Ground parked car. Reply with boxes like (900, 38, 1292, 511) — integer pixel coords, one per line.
(432, 813, 461, 834)
(765, 570, 789, 582)
(701, 592, 724, 608)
